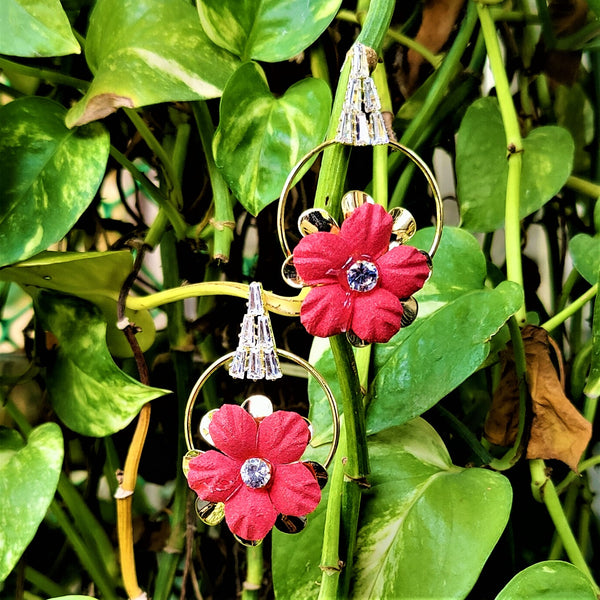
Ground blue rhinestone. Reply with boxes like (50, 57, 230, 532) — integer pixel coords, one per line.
(346, 260, 378, 292)
(240, 458, 272, 489)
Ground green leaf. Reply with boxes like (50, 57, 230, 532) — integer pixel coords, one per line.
(214, 62, 331, 215)
(495, 561, 597, 600)
(352, 421, 512, 599)
(569, 233, 600, 285)
(0, 0, 80, 57)
(0, 97, 109, 267)
(456, 97, 574, 232)
(0, 251, 156, 356)
(65, 0, 240, 127)
(198, 0, 342, 62)
(368, 281, 522, 432)
(35, 292, 168, 437)
(0, 423, 64, 582)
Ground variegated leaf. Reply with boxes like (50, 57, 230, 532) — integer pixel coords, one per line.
(66, 0, 240, 127)
(0, 97, 109, 268)
(213, 62, 331, 215)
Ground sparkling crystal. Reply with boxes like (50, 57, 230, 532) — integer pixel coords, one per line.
(346, 260, 379, 292)
(240, 458, 272, 488)
(363, 77, 381, 112)
(355, 113, 371, 146)
(247, 282, 264, 316)
(370, 112, 389, 145)
(257, 315, 274, 349)
(336, 111, 354, 145)
(263, 348, 282, 380)
(351, 42, 369, 78)
(239, 314, 255, 347)
(344, 78, 362, 112)
(229, 347, 248, 379)
(247, 348, 264, 380)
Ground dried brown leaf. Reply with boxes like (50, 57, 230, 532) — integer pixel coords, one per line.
(484, 325, 591, 471)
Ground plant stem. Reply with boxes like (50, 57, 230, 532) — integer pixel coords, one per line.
(477, 2, 527, 324)
(530, 459, 599, 593)
(242, 545, 263, 600)
(541, 284, 598, 333)
(0, 56, 89, 89)
(24, 567, 67, 598)
(565, 175, 600, 198)
(192, 101, 235, 262)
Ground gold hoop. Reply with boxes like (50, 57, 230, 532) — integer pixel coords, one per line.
(276, 139, 444, 259)
(183, 349, 340, 469)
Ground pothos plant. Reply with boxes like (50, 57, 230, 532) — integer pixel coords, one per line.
(0, 0, 599, 599)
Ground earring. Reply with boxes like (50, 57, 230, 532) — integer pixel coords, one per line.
(182, 283, 339, 546)
(277, 42, 444, 347)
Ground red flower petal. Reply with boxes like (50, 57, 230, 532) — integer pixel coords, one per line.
(209, 404, 258, 461)
(187, 450, 241, 503)
(377, 245, 431, 298)
(257, 411, 311, 464)
(269, 463, 321, 516)
(350, 288, 403, 343)
(300, 284, 352, 338)
(340, 202, 393, 260)
(224, 486, 279, 541)
(294, 231, 350, 285)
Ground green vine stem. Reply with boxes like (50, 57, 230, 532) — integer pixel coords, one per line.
(541, 284, 598, 333)
(530, 459, 599, 593)
(565, 175, 600, 198)
(192, 101, 235, 261)
(477, 1, 527, 324)
(242, 545, 263, 600)
(0, 56, 90, 90)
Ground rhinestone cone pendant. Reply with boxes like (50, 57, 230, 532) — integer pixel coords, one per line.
(229, 282, 283, 381)
(335, 42, 389, 146)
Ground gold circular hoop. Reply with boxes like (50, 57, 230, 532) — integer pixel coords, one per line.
(276, 139, 444, 259)
(184, 349, 340, 469)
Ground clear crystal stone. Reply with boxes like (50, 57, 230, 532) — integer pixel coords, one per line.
(247, 282, 264, 316)
(247, 348, 264, 380)
(337, 111, 354, 144)
(344, 78, 362, 112)
(347, 260, 379, 292)
(257, 315, 274, 349)
(370, 112, 389, 145)
(351, 42, 369, 78)
(229, 348, 248, 379)
(363, 77, 381, 112)
(240, 458, 272, 488)
(264, 348, 282, 380)
(355, 113, 371, 146)
(239, 314, 255, 347)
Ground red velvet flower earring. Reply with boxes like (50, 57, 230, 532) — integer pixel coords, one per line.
(183, 283, 339, 545)
(277, 42, 445, 347)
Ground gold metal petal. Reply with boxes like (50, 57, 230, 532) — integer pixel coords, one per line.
(346, 329, 370, 348)
(281, 255, 304, 289)
(275, 514, 308, 535)
(298, 208, 339, 236)
(233, 534, 263, 547)
(388, 206, 417, 247)
(400, 296, 419, 328)
(195, 498, 225, 526)
(241, 394, 274, 419)
(304, 460, 329, 490)
(341, 190, 374, 219)
(182, 449, 204, 477)
(199, 408, 219, 446)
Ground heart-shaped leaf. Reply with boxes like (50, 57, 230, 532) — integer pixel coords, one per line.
(35, 292, 168, 437)
(272, 419, 512, 600)
(198, 0, 342, 62)
(214, 62, 331, 215)
(0, 251, 156, 356)
(494, 561, 597, 600)
(0, 97, 109, 267)
(0, 0, 80, 57)
(0, 423, 63, 582)
(569, 233, 600, 285)
(65, 0, 240, 127)
(456, 97, 574, 232)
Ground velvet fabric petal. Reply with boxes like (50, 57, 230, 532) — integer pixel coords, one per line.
(209, 404, 258, 461)
(300, 284, 352, 338)
(293, 231, 350, 285)
(340, 202, 393, 260)
(350, 288, 403, 343)
(257, 411, 311, 464)
(377, 245, 431, 298)
(187, 450, 241, 503)
(224, 486, 279, 541)
(269, 463, 322, 516)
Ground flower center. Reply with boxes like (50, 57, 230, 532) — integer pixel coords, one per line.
(346, 260, 379, 292)
(240, 458, 272, 489)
